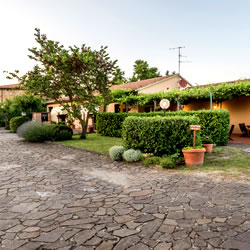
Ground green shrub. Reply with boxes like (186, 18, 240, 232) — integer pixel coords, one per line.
(0, 119, 5, 127)
(163, 110, 229, 146)
(122, 116, 200, 156)
(52, 124, 73, 141)
(96, 110, 229, 146)
(143, 156, 160, 166)
(109, 146, 126, 161)
(160, 157, 176, 168)
(17, 121, 55, 142)
(9, 116, 30, 133)
(122, 149, 142, 162)
(96, 112, 160, 137)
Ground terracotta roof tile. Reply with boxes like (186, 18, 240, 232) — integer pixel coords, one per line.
(111, 74, 179, 91)
(189, 79, 250, 89)
(0, 83, 20, 89)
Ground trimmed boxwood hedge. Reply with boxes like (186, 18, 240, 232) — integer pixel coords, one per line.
(96, 110, 230, 145)
(9, 116, 30, 133)
(162, 110, 230, 146)
(96, 112, 159, 137)
(122, 116, 200, 156)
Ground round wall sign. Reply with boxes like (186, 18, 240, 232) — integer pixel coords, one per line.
(160, 99, 170, 110)
(179, 79, 187, 88)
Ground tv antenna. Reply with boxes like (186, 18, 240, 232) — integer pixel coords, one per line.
(169, 46, 191, 74)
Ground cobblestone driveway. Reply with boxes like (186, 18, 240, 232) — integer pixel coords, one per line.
(0, 129, 250, 250)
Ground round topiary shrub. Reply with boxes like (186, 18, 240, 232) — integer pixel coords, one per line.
(17, 121, 55, 142)
(109, 146, 126, 161)
(9, 116, 30, 133)
(52, 124, 73, 141)
(122, 149, 141, 162)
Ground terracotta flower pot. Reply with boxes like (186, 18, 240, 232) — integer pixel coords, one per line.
(203, 144, 213, 153)
(182, 148, 206, 167)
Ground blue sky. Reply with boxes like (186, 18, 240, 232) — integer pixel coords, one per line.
(1, 0, 250, 85)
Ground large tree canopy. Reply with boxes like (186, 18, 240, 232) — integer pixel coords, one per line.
(7, 28, 117, 138)
(129, 59, 161, 82)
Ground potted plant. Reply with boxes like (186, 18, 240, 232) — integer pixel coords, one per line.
(201, 135, 213, 153)
(182, 146, 206, 166)
(182, 125, 205, 166)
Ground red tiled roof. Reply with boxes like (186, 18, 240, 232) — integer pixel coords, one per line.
(111, 74, 180, 91)
(190, 79, 250, 89)
(0, 83, 20, 89)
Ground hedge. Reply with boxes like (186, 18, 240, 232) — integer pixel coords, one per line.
(122, 116, 200, 156)
(162, 110, 230, 146)
(96, 110, 230, 145)
(9, 116, 30, 133)
(96, 112, 159, 137)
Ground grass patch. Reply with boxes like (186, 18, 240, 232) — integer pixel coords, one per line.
(177, 146, 250, 179)
(57, 134, 250, 180)
(56, 133, 122, 155)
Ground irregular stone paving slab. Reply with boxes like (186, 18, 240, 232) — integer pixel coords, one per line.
(0, 128, 250, 249)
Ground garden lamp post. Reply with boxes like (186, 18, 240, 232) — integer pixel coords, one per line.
(160, 99, 170, 116)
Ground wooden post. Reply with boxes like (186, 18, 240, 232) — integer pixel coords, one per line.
(193, 130, 196, 149)
(190, 125, 201, 149)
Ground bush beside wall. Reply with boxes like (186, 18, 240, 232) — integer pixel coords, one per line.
(96, 110, 230, 146)
(122, 116, 200, 156)
(9, 116, 30, 133)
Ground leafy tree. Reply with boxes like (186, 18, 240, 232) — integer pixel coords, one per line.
(10, 94, 46, 118)
(0, 95, 45, 128)
(112, 67, 127, 85)
(129, 60, 161, 82)
(7, 28, 117, 139)
(0, 99, 14, 128)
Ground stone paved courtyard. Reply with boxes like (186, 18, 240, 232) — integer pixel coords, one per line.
(0, 128, 250, 250)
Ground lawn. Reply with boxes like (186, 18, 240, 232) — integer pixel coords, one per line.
(179, 146, 250, 180)
(57, 134, 250, 180)
(56, 133, 122, 155)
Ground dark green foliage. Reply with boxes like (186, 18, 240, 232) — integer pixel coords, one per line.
(0, 119, 4, 127)
(97, 110, 229, 146)
(163, 110, 230, 146)
(51, 124, 73, 141)
(129, 59, 161, 82)
(9, 116, 30, 132)
(122, 116, 200, 156)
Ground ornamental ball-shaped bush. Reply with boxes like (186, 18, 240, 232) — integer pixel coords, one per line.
(51, 124, 73, 141)
(9, 116, 30, 133)
(109, 146, 126, 161)
(122, 149, 141, 162)
(17, 121, 55, 142)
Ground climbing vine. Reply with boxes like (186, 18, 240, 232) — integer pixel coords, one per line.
(109, 81, 250, 105)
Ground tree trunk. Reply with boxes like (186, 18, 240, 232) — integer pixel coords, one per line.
(79, 112, 89, 139)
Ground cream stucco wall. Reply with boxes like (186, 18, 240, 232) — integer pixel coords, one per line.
(138, 76, 180, 94)
(46, 103, 93, 129)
